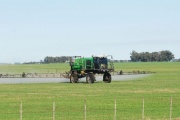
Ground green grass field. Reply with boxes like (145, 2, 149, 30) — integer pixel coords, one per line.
(0, 63, 69, 74)
(0, 62, 180, 120)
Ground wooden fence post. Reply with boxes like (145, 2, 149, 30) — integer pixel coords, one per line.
(114, 99, 117, 120)
(170, 96, 172, 120)
(142, 98, 144, 120)
(20, 101, 22, 120)
(53, 102, 55, 120)
(84, 99, 86, 120)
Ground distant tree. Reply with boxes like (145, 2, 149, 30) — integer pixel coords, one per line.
(40, 60, 43, 63)
(130, 50, 139, 62)
(151, 52, 159, 62)
(159, 50, 174, 61)
(130, 50, 174, 62)
(177, 59, 180, 62)
(44, 56, 69, 63)
(140, 52, 151, 62)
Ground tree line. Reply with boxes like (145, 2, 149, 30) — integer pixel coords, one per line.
(44, 56, 69, 63)
(130, 50, 174, 62)
(23, 50, 176, 64)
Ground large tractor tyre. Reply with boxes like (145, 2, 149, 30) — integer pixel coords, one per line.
(103, 72, 111, 83)
(86, 73, 95, 83)
(70, 74, 78, 83)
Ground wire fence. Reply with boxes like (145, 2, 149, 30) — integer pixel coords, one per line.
(0, 96, 179, 120)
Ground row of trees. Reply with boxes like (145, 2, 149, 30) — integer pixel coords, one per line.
(44, 50, 175, 63)
(44, 56, 69, 63)
(24, 50, 176, 64)
(130, 50, 174, 62)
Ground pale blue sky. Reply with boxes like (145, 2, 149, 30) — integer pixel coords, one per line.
(0, 0, 180, 63)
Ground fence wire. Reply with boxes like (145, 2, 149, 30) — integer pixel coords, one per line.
(0, 96, 179, 120)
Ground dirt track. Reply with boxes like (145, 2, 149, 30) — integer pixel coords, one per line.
(0, 74, 151, 84)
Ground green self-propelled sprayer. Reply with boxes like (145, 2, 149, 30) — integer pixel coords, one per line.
(69, 55, 114, 83)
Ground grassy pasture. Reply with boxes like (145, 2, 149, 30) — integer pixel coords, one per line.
(0, 62, 180, 120)
(0, 63, 69, 74)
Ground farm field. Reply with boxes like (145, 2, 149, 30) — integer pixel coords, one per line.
(0, 63, 69, 74)
(0, 62, 180, 119)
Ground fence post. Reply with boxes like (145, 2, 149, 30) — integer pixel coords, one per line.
(170, 96, 172, 120)
(20, 101, 22, 120)
(84, 99, 86, 120)
(53, 102, 55, 120)
(114, 99, 117, 120)
(142, 98, 144, 120)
